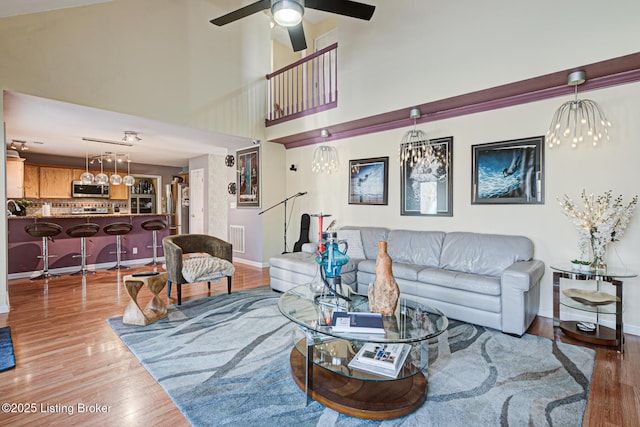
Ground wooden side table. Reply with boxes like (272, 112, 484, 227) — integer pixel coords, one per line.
(123, 272, 169, 326)
(551, 264, 636, 353)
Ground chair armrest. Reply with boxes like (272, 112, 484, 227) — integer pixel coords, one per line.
(201, 235, 233, 263)
(162, 237, 185, 284)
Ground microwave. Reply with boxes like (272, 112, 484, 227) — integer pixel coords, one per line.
(71, 181, 110, 198)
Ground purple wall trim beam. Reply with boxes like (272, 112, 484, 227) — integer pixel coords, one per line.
(265, 100, 337, 127)
(272, 52, 640, 149)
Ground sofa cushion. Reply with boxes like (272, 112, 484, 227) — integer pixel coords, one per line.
(341, 226, 389, 259)
(336, 229, 366, 259)
(417, 267, 501, 296)
(387, 230, 445, 267)
(438, 232, 533, 276)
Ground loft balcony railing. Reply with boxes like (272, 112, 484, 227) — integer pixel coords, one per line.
(266, 42, 338, 126)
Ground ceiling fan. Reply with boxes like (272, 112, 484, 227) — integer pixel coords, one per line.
(210, 0, 375, 52)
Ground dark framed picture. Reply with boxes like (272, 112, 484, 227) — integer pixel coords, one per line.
(471, 136, 544, 205)
(401, 136, 453, 216)
(236, 146, 260, 207)
(349, 157, 389, 205)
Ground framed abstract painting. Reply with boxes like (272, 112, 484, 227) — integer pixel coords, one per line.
(401, 136, 453, 216)
(471, 136, 544, 205)
(349, 157, 389, 205)
(236, 146, 260, 207)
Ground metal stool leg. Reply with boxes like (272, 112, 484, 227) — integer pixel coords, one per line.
(146, 229, 160, 266)
(70, 236, 96, 276)
(31, 236, 59, 280)
(108, 234, 129, 270)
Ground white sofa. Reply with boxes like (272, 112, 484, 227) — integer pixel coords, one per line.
(269, 226, 544, 336)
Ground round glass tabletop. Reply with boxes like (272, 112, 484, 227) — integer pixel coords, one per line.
(551, 263, 637, 279)
(277, 284, 448, 344)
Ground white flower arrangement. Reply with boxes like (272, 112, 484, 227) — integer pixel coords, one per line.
(558, 190, 638, 267)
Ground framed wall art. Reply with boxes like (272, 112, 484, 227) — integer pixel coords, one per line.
(471, 136, 544, 205)
(401, 136, 453, 216)
(349, 157, 389, 205)
(236, 146, 260, 207)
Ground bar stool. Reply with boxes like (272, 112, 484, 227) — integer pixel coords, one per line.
(141, 218, 167, 266)
(24, 222, 63, 280)
(103, 222, 133, 270)
(66, 223, 100, 275)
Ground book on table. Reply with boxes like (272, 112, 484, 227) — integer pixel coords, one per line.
(331, 311, 385, 334)
(348, 342, 412, 378)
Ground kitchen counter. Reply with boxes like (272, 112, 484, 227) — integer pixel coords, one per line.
(8, 213, 168, 219)
(8, 214, 171, 276)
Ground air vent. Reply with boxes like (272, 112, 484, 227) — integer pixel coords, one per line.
(230, 225, 245, 254)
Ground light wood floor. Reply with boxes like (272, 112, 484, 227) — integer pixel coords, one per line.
(0, 264, 638, 426)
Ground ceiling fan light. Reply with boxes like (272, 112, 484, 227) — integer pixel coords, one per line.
(272, 0, 303, 27)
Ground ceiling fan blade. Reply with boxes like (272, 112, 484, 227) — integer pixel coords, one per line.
(210, 0, 270, 26)
(288, 24, 307, 52)
(305, 0, 375, 20)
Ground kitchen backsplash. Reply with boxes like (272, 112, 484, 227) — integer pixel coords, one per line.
(18, 198, 129, 216)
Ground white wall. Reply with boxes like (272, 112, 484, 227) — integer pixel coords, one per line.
(283, 81, 640, 333)
(0, 0, 270, 140)
(266, 0, 640, 140)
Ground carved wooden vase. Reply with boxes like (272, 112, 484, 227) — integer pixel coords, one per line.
(368, 241, 400, 316)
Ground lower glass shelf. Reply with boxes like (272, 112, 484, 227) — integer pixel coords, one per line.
(292, 332, 426, 382)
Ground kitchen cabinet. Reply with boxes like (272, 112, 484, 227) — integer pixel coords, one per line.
(39, 166, 73, 198)
(110, 183, 129, 200)
(6, 157, 25, 198)
(23, 164, 39, 198)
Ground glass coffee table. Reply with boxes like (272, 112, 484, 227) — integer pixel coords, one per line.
(277, 285, 448, 420)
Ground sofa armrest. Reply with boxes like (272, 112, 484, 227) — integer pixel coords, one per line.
(501, 260, 544, 336)
(502, 260, 545, 291)
(301, 242, 317, 254)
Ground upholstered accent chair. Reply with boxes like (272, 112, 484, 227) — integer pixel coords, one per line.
(162, 234, 234, 305)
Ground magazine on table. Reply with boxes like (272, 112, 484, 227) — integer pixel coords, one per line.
(348, 343, 411, 378)
(331, 312, 385, 334)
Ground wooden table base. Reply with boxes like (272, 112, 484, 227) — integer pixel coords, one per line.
(123, 273, 168, 326)
(289, 347, 427, 420)
(560, 321, 618, 347)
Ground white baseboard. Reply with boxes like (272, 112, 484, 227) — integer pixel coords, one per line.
(233, 258, 268, 268)
(538, 307, 639, 337)
(0, 303, 9, 314)
(7, 257, 162, 280)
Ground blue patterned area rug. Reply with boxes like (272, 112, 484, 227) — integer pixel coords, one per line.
(107, 287, 595, 426)
(0, 326, 16, 372)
